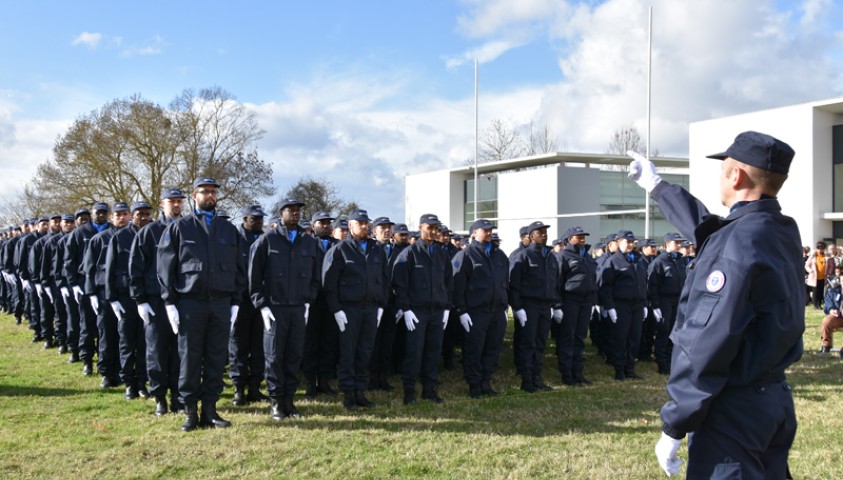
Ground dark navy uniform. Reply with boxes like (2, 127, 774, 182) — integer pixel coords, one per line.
(15, 229, 43, 338)
(53, 225, 79, 359)
(302, 230, 340, 394)
(42, 229, 68, 350)
(555, 238, 598, 385)
(647, 242, 686, 374)
(84, 225, 118, 383)
(368, 234, 404, 390)
(29, 231, 54, 346)
(2, 233, 23, 322)
(451, 233, 508, 395)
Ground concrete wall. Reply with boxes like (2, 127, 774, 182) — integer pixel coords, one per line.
(497, 166, 559, 256)
(557, 165, 601, 241)
(404, 169, 452, 230)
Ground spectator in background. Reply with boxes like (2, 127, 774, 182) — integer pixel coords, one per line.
(805, 241, 827, 310)
(819, 265, 843, 356)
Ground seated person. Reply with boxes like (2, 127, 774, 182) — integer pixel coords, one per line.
(819, 267, 843, 356)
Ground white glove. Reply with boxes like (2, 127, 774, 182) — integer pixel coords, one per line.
(442, 309, 450, 330)
(110, 300, 126, 321)
(304, 303, 310, 325)
(22, 279, 31, 292)
(395, 308, 403, 324)
(137, 303, 155, 326)
(627, 150, 663, 193)
(653, 308, 663, 322)
(60, 287, 70, 299)
(459, 313, 472, 333)
(404, 310, 419, 332)
(72, 285, 84, 302)
(654, 432, 684, 477)
(229, 305, 240, 333)
(89, 295, 100, 315)
(45, 287, 54, 302)
(35, 284, 44, 297)
(552, 308, 564, 324)
(593, 305, 601, 315)
(261, 306, 275, 332)
(377, 307, 384, 327)
(334, 310, 348, 332)
(608, 308, 618, 323)
(165, 304, 179, 334)
(644, 307, 649, 319)
(514, 309, 527, 327)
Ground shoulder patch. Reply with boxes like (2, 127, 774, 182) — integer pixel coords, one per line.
(706, 270, 725, 293)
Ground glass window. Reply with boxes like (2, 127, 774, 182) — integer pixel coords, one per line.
(465, 176, 498, 228)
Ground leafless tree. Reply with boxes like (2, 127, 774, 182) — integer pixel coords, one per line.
(280, 176, 359, 220)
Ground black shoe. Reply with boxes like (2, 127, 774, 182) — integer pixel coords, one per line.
(421, 388, 444, 404)
(403, 389, 417, 405)
(231, 386, 247, 407)
(170, 398, 185, 415)
(199, 403, 231, 428)
(533, 377, 553, 391)
(246, 384, 269, 403)
(181, 404, 199, 432)
(520, 379, 538, 393)
(614, 368, 626, 381)
(574, 374, 592, 386)
(819, 345, 832, 354)
(625, 370, 642, 380)
(68, 352, 80, 363)
(638, 355, 654, 363)
(58, 344, 68, 354)
(125, 385, 139, 400)
(317, 376, 337, 396)
(343, 391, 358, 411)
(154, 397, 168, 417)
(481, 382, 501, 397)
(304, 378, 319, 398)
(42, 338, 56, 349)
(15, 316, 21, 325)
(137, 386, 149, 399)
(283, 396, 301, 418)
(469, 385, 483, 398)
(657, 362, 670, 375)
(82, 362, 93, 375)
(561, 375, 577, 387)
(355, 390, 374, 408)
(270, 398, 286, 421)
(31, 335, 44, 343)
(100, 376, 119, 388)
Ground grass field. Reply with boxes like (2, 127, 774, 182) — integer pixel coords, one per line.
(1, 308, 841, 479)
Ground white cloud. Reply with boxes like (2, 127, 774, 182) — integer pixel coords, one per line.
(71, 32, 102, 48)
(121, 35, 164, 57)
(445, 39, 523, 68)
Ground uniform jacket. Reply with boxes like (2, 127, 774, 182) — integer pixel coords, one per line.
(391, 239, 453, 312)
(508, 242, 561, 310)
(249, 225, 320, 309)
(128, 217, 172, 304)
(41, 233, 65, 287)
(556, 242, 598, 303)
(51, 234, 71, 289)
(2, 236, 21, 274)
(451, 240, 508, 314)
(28, 233, 52, 284)
(64, 222, 110, 289)
(321, 236, 389, 313)
(105, 226, 138, 301)
(84, 228, 117, 294)
(14, 233, 40, 280)
(647, 251, 687, 308)
(157, 212, 248, 306)
(652, 182, 804, 439)
(597, 250, 648, 308)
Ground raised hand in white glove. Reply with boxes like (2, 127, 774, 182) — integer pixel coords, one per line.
(334, 310, 348, 333)
(72, 285, 84, 302)
(395, 309, 403, 323)
(608, 308, 618, 323)
(514, 309, 527, 327)
(89, 295, 100, 315)
(653, 308, 663, 322)
(404, 310, 419, 332)
(627, 150, 663, 193)
(304, 303, 310, 325)
(137, 303, 155, 326)
(261, 306, 275, 332)
(654, 432, 684, 477)
(110, 300, 126, 321)
(442, 310, 450, 330)
(165, 304, 179, 334)
(552, 308, 564, 324)
(35, 284, 44, 297)
(459, 313, 472, 333)
(377, 307, 384, 328)
(644, 307, 649, 319)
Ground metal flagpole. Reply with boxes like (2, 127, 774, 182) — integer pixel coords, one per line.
(474, 58, 479, 222)
(644, 6, 653, 238)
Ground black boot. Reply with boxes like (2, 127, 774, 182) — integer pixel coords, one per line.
(246, 380, 268, 403)
(283, 396, 301, 418)
(624, 368, 642, 380)
(481, 381, 501, 397)
(657, 362, 670, 375)
(82, 362, 93, 376)
(170, 392, 185, 414)
(231, 385, 247, 407)
(818, 345, 832, 354)
(199, 402, 231, 428)
(137, 384, 149, 399)
(181, 404, 199, 432)
(533, 376, 553, 391)
(154, 396, 168, 417)
(58, 344, 68, 354)
(355, 390, 374, 408)
(269, 397, 285, 421)
(43, 338, 56, 349)
(317, 375, 337, 395)
(403, 388, 417, 405)
(15, 316, 21, 325)
(304, 376, 318, 398)
(124, 385, 139, 400)
(100, 376, 120, 388)
(421, 387, 443, 404)
(469, 384, 483, 399)
(520, 377, 538, 393)
(614, 367, 626, 381)
(574, 374, 592, 386)
(561, 375, 577, 387)
(343, 390, 357, 411)
(67, 352, 80, 363)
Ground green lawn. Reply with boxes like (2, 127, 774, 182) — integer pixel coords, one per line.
(1, 309, 841, 479)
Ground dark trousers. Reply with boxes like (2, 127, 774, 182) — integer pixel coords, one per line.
(514, 302, 552, 380)
(264, 305, 306, 397)
(441, 310, 464, 367)
(402, 309, 445, 391)
(177, 297, 230, 405)
(28, 288, 41, 336)
(653, 296, 679, 368)
(39, 288, 56, 341)
(370, 304, 398, 377)
(145, 297, 179, 398)
(64, 291, 80, 354)
(79, 293, 99, 363)
(608, 301, 644, 371)
(96, 290, 119, 378)
(12, 279, 24, 318)
(813, 279, 825, 309)
(638, 308, 656, 360)
(228, 301, 264, 387)
(556, 298, 592, 379)
(462, 309, 506, 387)
(302, 297, 339, 380)
(50, 287, 68, 346)
(391, 312, 408, 373)
(686, 382, 796, 479)
(117, 294, 147, 387)
(338, 306, 378, 392)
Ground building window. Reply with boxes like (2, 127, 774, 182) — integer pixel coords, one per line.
(833, 125, 843, 212)
(599, 170, 689, 240)
(464, 176, 498, 228)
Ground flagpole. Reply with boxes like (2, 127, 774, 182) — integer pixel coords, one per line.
(644, 6, 653, 238)
(474, 58, 479, 222)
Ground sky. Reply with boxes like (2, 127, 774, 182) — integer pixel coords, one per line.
(1, 0, 843, 222)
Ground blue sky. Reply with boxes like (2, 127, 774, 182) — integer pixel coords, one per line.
(2, 0, 843, 221)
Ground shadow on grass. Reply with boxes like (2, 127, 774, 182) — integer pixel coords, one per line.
(0, 384, 91, 397)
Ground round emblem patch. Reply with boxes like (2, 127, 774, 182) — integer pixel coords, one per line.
(706, 270, 725, 292)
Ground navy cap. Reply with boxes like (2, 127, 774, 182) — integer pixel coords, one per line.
(451, 233, 462, 241)
(605, 233, 618, 242)
(38, 217, 49, 223)
(61, 214, 75, 222)
(312, 211, 335, 222)
(519, 226, 529, 237)
(419, 213, 441, 226)
(564, 226, 590, 239)
(112, 202, 130, 212)
(680, 240, 694, 248)
(551, 238, 565, 247)
(276, 198, 305, 212)
(409, 230, 421, 239)
(491, 233, 501, 241)
(130, 201, 152, 212)
(91, 202, 109, 212)
(29, 218, 38, 224)
(240, 204, 266, 217)
(372, 216, 394, 227)
(217, 210, 230, 219)
(162, 188, 186, 199)
(393, 223, 409, 234)
(527, 221, 550, 234)
(75, 208, 90, 218)
(439, 224, 451, 233)
(298, 220, 312, 229)
(349, 209, 370, 222)
(22, 219, 30, 226)
(616, 230, 637, 242)
(470, 218, 494, 233)
(193, 177, 220, 189)
(706, 131, 795, 175)
(642, 238, 658, 247)
(267, 216, 279, 225)
(595, 241, 606, 250)
(49, 213, 61, 220)
(331, 218, 349, 230)
(663, 232, 683, 243)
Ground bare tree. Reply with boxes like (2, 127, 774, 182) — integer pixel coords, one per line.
(477, 118, 526, 164)
(524, 121, 560, 156)
(280, 176, 359, 220)
(606, 125, 648, 156)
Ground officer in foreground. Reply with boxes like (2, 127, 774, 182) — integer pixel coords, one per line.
(628, 131, 804, 478)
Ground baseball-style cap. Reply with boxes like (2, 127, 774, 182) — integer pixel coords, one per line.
(663, 232, 683, 242)
(393, 223, 409, 234)
(331, 218, 349, 230)
(551, 238, 565, 247)
(75, 208, 90, 218)
(298, 220, 312, 229)
(616, 230, 637, 242)
(240, 204, 266, 217)
(519, 226, 529, 237)
(564, 226, 590, 239)
(348, 209, 371, 222)
(49, 213, 62, 220)
(527, 221, 550, 234)
(61, 214, 75, 222)
(470, 218, 494, 233)
(595, 241, 606, 250)
(680, 240, 694, 248)
(451, 233, 463, 241)
(276, 198, 305, 211)
(162, 188, 186, 199)
(217, 210, 230, 219)
(409, 230, 421, 239)
(605, 233, 618, 242)
(112, 202, 130, 213)
(419, 213, 441, 226)
(37, 217, 49, 223)
(372, 216, 394, 227)
(641, 238, 659, 248)
(131, 201, 152, 212)
(312, 211, 335, 222)
(706, 131, 795, 175)
(439, 224, 451, 234)
(91, 202, 109, 212)
(193, 177, 220, 189)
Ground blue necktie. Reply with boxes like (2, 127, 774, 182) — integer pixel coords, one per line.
(196, 210, 213, 228)
(358, 241, 367, 253)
